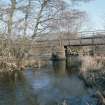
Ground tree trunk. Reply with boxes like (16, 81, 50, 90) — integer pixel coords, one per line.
(32, 0, 49, 38)
(8, 0, 16, 36)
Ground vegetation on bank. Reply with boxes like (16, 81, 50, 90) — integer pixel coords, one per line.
(0, 36, 46, 72)
(79, 55, 105, 104)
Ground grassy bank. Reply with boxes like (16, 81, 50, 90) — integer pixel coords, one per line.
(79, 55, 105, 104)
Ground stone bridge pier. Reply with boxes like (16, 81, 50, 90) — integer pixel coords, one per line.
(51, 45, 77, 60)
(51, 46, 66, 60)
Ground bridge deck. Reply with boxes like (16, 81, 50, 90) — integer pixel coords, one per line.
(36, 36, 105, 47)
(63, 37, 105, 46)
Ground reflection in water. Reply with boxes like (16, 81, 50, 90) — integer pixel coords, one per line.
(66, 56, 81, 72)
(0, 57, 91, 105)
(0, 71, 38, 105)
(52, 60, 66, 75)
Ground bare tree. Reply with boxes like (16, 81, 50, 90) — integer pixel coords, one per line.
(32, 0, 49, 37)
(8, 0, 16, 36)
(0, 0, 92, 38)
(23, 0, 31, 36)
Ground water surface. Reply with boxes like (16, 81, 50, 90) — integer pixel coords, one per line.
(0, 60, 94, 105)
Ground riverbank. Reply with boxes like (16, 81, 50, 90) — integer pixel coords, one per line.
(79, 55, 105, 104)
(79, 70, 105, 105)
(0, 58, 49, 73)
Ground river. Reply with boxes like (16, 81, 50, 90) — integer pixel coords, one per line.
(0, 59, 97, 105)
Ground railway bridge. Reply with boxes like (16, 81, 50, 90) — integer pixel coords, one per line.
(1, 30, 105, 60)
(35, 31, 105, 59)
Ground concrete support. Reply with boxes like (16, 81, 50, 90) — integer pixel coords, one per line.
(52, 46, 66, 60)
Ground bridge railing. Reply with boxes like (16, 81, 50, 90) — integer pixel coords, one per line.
(63, 36, 105, 46)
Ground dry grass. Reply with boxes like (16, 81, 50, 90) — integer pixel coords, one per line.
(0, 37, 46, 72)
(80, 55, 103, 73)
